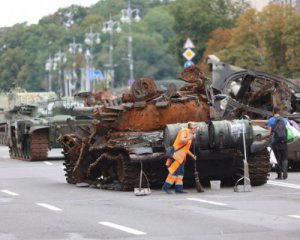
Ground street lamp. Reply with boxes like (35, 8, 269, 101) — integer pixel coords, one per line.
(102, 14, 122, 88)
(59, 6, 78, 30)
(45, 56, 57, 92)
(54, 49, 67, 97)
(121, 0, 141, 83)
(67, 38, 82, 97)
(84, 26, 101, 92)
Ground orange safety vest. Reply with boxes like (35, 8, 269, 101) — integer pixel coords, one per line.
(166, 128, 192, 174)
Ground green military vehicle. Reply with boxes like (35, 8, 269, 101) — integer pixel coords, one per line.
(0, 87, 91, 161)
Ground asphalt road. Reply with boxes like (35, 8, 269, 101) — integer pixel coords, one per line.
(0, 146, 300, 240)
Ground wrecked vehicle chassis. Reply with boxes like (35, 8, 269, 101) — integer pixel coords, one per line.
(60, 119, 270, 191)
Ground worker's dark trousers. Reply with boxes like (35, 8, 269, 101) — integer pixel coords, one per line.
(272, 144, 288, 179)
(162, 162, 184, 191)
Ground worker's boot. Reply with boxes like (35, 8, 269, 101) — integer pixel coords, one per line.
(282, 160, 288, 180)
(162, 182, 172, 194)
(175, 184, 187, 193)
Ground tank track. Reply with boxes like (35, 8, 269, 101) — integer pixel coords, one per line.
(61, 138, 82, 184)
(9, 130, 49, 161)
(61, 140, 165, 191)
(248, 148, 271, 186)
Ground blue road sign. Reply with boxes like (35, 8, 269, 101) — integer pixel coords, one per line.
(89, 69, 103, 79)
(184, 60, 194, 68)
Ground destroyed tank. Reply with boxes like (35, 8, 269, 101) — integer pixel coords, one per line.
(206, 55, 300, 169)
(58, 68, 271, 190)
(0, 87, 90, 161)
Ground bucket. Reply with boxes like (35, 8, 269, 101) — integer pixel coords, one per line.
(210, 180, 221, 190)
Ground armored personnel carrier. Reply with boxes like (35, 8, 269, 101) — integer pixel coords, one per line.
(0, 87, 90, 161)
(58, 69, 271, 190)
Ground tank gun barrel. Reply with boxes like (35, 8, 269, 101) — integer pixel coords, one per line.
(73, 107, 95, 118)
(73, 107, 94, 112)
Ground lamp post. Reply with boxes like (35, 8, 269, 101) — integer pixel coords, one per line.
(84, 26, 101, 92)
(68, 38, 82, 97)
(102, 14, 122, 88)
(59, 6, 78, 30)
(54, 49, 67, 97)
(45, 56, 56, 92)
(121, 0, 141, 83)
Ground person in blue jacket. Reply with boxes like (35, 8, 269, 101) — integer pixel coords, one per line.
(267, 107, 288, 180)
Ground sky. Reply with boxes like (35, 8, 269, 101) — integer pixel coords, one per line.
(249, 0, 269, 10)
(0, 0, 100, 28)
(0, 0, 269, 28)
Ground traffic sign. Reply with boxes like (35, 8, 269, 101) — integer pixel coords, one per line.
(89, 69, 103, 79)
(183, 48, 195, 61)
(94, 70, 102, 78)
(183, 38, 195, 49)
(184, 60, 194, 68)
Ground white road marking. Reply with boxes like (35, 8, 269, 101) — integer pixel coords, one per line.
(1, 190, 19, 196)
(36, 203, 63, 212)
(99, 221, 147, 235)
(288, 215, 300, 219)
(44, 161, 53, 166)
(267, 180, 300, 190)
(187, 198, 227, 206)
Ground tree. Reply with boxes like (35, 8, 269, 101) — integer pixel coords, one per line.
(204, 4, 300, 78)
(282, 11, 300, 78)
(169, 0, 249, 64)
(0, 47, 25, 90)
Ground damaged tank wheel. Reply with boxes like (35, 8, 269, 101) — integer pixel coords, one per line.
(131, 77, 158, 101)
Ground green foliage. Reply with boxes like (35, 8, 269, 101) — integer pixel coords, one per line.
(0, 0, 181, 91)
(0, 0, 274, 91)
(169, 0, 250, 64)
(206, 4, 300, 78)
(0, 47, 25, 90)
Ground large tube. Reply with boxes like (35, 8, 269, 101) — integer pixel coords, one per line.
(164, 120, 259, 151)
(208, 120, 253, 149)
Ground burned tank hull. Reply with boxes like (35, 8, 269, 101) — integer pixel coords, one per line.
(60, 119, 270, 190)
(59, 73, 271, 190)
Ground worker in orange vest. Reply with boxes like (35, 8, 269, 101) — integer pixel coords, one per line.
(162, 122, 198, 194)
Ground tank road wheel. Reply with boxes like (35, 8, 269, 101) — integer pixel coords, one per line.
(87, 152, 139, 191)
(248, 148, 271, 186)
(131, 77, 158, 101)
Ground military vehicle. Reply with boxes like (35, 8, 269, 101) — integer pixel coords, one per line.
(0, 87, 90, 161)
(206, 55, 300, 169)
(58, 70, 271, 190)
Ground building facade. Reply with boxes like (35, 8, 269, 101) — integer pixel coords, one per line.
(270, 0, 300, 11)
